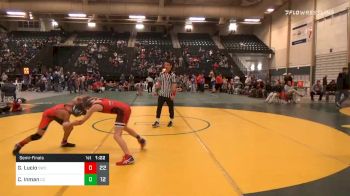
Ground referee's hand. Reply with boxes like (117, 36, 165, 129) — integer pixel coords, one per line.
(170, 95, 175, 100)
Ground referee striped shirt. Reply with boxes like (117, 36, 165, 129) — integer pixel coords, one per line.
(158, 72, 176, 98)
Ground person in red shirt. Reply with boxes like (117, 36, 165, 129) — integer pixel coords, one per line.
(11, 98, 22, 112)
(213, 62, 219, 70)
(215, 74, 223, 92)
(68, 96, 146, 166)
(196, 74, 205, 92)
(92, 81, 104, 93)
(12, 98, 86, 155)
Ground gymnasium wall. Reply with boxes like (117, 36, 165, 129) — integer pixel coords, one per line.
(289, 0, 313, 68)
(254, 0, 349, 83)
(254, 17, 270, 47)
(315, 1, 349, 81)
(317, 0, 349, 11)
(270, 3, 288, 69)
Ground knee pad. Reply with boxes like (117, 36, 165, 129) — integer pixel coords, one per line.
(30, 133, 42, 141)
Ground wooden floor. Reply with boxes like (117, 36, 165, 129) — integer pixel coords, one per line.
(1, 106, 350, 196)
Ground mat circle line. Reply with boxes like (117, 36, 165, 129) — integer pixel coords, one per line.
(91, 115, 211, 136)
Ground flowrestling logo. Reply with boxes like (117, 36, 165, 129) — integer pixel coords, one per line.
(285, 10, 335, 16)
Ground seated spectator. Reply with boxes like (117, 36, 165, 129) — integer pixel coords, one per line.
(123, 81, 129, 91)
(222, 77, 228, 93)
(325, 80, 336, 102)
(265, 80, 283, 104)
(106, 81, 117, 91)
(92, 81, 104, 93)
(227, 78, 234, 94)
(215, 74, 223, 92)
(135, 81, 144, 96)
(244, 75, 252, 95)
(284, 81, 303, 103)
(256, 79, 265, 98)
(11, 98, 23, 112)
(310, 80, 323, 101)
(233, 76, 243, 95)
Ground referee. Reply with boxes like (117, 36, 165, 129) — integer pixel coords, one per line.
(152, 62, 177, 128)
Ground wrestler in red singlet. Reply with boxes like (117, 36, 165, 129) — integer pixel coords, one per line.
(12, 102, 85, 155)
(69, 96, 146, 166)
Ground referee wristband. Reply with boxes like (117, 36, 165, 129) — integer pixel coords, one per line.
(171, 92, 176, 97)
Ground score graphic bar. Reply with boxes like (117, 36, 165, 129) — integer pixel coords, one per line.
(16, 154, 109, 186)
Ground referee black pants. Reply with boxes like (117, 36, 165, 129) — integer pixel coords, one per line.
(156, 96, 174, 119)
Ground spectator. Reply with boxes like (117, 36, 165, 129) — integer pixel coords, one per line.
(310, 80, 323, 101)
(215, 74, 223, 92)
(146, 75, 154, 93)
(325, 80, 336, 102)
(265, 80, 283, 104)
(190, 74, 196, 93)
(284, 81, 303, 103)
(1, 72, 8, 82)
(233, 76, 243, 95)
(284, 73, 293, 84)
(120, 73, 126, 84)
(136, 80, 144, 96)
(336, 67, 350, 108)
(322, 75, 327, 93)
(196, 74, 205, 93)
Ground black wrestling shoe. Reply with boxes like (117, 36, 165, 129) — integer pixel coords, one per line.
(61, 142, 76, 147)
(167, 121, 173, 127)
(152, 121, 160, 128)
(12, 144, 22, 155)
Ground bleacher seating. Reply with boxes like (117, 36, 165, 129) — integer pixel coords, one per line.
(136, 32, 172, 48)
(178, 33, 215, 48)
(70, 32, 130, 76)
(9, 31, 66, 44)
(220, 34, 273, 53)
(0, 31, 67, 74)
(177, 33, 234, 76)
(74, 31, 130, 44)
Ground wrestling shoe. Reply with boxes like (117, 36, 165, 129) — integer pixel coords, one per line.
(116, 154, 135, 166)
(61, 142, 76, 147)
(152, 121, 160, 128)
(167, 121, 173, 127)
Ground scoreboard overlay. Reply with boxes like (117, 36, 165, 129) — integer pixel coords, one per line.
(16, 154, 109, 186)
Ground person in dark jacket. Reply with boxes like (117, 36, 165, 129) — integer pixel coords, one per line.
(325, 80, 336, 102)
(336, 67, 350, 108)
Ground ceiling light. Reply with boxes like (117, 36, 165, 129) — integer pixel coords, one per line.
(266, 8, 274, 13)
(135, 23, 144, 30)
(189, 17, 205, 21)
(244, 19, 260, 22)
(52, 20, 58, 27)
(88, 22, 96, 28)
(185, 24, 193, 31)
(129, 15, 146, 19)
(6, 11, 26, 16)
(229, 22, 237, 32)
(68, 13, 86, 18)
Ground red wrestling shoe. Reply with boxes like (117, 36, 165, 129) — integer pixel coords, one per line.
(116, 154, 135, 166)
